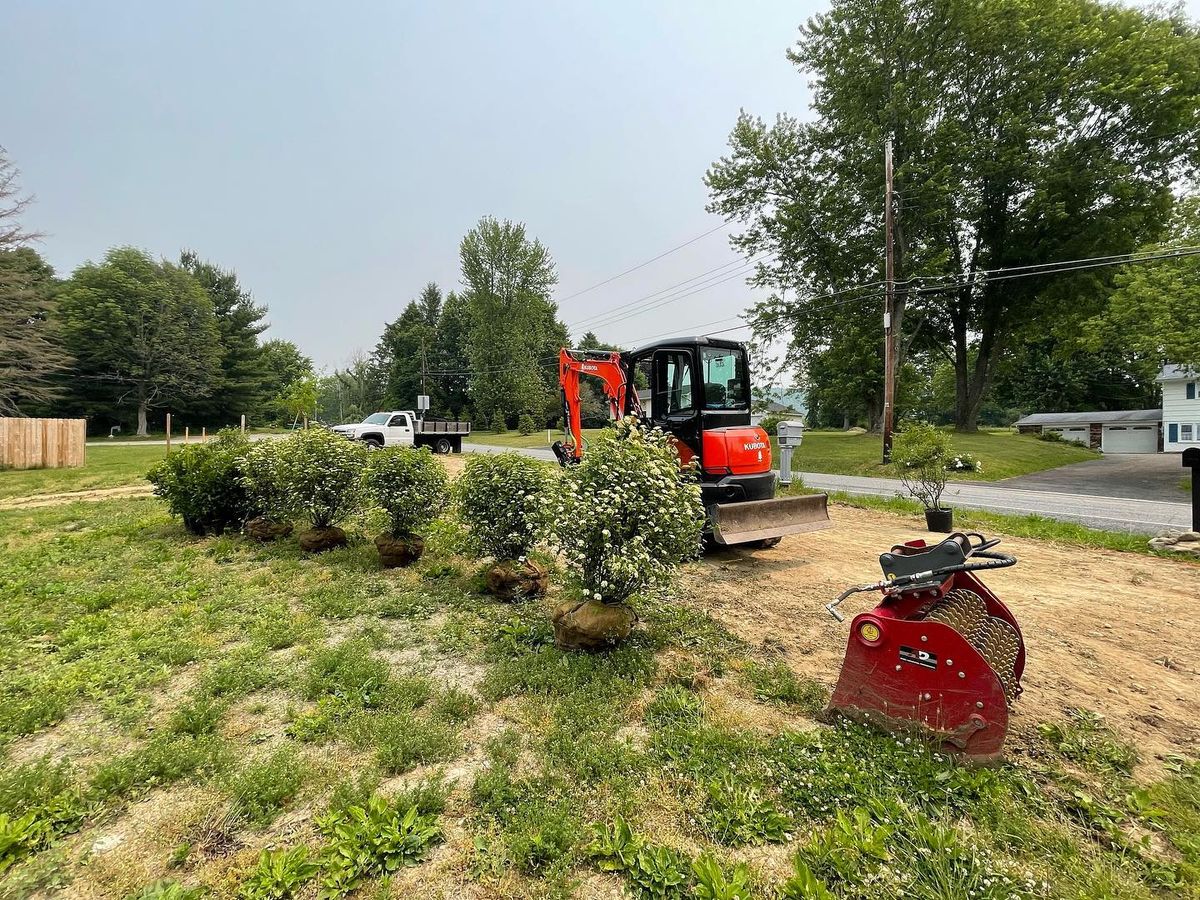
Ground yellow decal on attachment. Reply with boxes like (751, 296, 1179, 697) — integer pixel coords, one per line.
(859, 622, 881, 642)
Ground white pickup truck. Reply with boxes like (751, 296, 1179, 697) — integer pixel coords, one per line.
(331, 411, 470, 453)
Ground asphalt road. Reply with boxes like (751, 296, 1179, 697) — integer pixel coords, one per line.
(463, 442, 1192, 535)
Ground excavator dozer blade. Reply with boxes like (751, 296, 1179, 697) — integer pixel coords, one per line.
(709, 493, 831, 546)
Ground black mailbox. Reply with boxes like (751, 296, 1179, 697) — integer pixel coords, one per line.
(1184, 447, 1200, 531)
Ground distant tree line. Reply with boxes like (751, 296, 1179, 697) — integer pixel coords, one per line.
(316, 216, 571, 430)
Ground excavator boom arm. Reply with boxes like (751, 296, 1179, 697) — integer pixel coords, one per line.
(557, 348, 636, 462)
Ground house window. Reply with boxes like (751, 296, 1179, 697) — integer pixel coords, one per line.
(1182, 423, 1196, 443)
(1188, 382, 1197, 400)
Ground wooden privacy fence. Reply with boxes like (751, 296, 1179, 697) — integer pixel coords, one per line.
(0, 417, 87, 470)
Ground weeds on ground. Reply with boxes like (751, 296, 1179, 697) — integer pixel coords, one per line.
(740, 660, 827, 714)
(228, 748, 306, 826)
(1038, 708, 1138, 776)
(238, 846, 321, 899)
(316, 794, 442, 898)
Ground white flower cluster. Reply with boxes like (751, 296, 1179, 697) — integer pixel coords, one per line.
(547, 418, 704, 605)
(455, 452, 554, 560)
(945, 452, 982, 473)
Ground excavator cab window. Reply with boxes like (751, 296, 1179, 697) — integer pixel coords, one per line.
(701, 346, 749, 410)
(654, 351, 695, 416)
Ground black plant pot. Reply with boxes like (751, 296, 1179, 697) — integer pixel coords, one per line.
(925, 507, 953, 533)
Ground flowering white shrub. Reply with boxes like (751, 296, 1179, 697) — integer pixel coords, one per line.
(274, 428, 368, 529)
(548, 418, 705, 605)
(363, 446, 448, 537)
(239, 438, 296, 521)
(945, 452, 982, 473)
(455, 452, 554, 560)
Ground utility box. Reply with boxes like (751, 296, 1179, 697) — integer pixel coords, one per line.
(777, 420, 806, 447)
(776, 420, 805, 485)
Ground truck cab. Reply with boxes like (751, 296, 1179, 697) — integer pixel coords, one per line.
(331, 411, 469, 453)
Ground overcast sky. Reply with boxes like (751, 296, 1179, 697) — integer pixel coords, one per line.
(4, 1, 1196, 370)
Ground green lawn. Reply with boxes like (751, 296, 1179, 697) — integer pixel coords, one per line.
(778, 429, 1097, 481)
(470, 427, 604, 449)
(0, 445, 167, 500)
(1, 483, 1197, 897)
(471, 427, 1098, 481)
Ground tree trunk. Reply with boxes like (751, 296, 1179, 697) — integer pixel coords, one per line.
(137, 397, 149, 436)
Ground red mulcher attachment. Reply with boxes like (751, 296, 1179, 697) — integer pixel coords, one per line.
(825, 532, 1024, 760)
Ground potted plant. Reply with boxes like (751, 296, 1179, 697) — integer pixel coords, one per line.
(547, 418, 705, 650)
(891, 422, 953, 532)
(454, 452, 553, 599)
(363, 446, 448, 567)
(239, 439, 296, 541)
(147, 430, 254, 536)
(275, 428, 367, 551)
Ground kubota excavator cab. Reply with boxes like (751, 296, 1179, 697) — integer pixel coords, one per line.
(555, 336, 830, 546)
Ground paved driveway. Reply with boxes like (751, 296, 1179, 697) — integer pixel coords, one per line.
(1000, 453, 1188, 503)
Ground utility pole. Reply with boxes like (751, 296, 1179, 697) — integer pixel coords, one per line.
(419, 336, 428, 425)
(881, 137, 897, 464)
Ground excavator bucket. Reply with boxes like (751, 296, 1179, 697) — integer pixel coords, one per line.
(708, 493, 831, 546)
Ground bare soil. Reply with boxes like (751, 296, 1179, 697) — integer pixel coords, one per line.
(681, 505, 1200, 778)
(0, 484, 152, 509)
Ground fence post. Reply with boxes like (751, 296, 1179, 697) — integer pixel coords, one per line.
(241, 414, 246, 434)
(201, 427, 207, 442)
(166, 413, 172, 453)
(184, 426, 190, 445)
(304, 416, 309, 430)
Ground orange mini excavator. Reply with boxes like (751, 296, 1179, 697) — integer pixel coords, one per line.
(552, 336, 830, 547)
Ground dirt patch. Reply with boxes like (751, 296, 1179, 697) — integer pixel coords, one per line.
(0, 484, 153, 509)
(681, 505, 1200, 779)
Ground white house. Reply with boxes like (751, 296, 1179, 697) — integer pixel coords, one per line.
(1158, 363, 1200, 453)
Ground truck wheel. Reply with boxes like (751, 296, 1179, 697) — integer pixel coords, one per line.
(364, 437, 383, 450)
(434, 437, 452, 454)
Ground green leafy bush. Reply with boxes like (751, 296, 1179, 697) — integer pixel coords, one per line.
(362, 446, 448, 537)
(238, 846, 320, 899)
(316, 795, 441, 897)
(945, 450, 982, 473)
(517, 413, 537, 435)
(1037, 429, 1066, 443)
(490, 411, 507, 433)
(147, 430, 253, 534)
(128, 880, 206, 899)
(891, 422, 951, 511)
(547, 419, 705, 604)
(239, 438, 296, 522)
(757, 414, 784, 436)
(455, 452, 554, 560)
(274, 428, 367, 529)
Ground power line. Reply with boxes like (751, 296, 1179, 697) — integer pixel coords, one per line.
(578, 256, 770, 334)
(557, 222, 729, 303)
(568, 255, 754, 331)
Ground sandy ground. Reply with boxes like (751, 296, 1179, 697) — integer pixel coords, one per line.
(682, 506, 1200, 777)
(0, 484, 153, 510)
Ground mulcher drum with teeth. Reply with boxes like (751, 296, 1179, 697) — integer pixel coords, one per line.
(825, 532, 1024, 760)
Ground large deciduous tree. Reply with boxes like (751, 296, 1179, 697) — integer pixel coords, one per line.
(258, 339, 314, 424)
(374, 282, 443, 410)
(460, 217, 566, 425)
(0, 149, 70, 416)
(58, 248, 221, 435)
(707, 0, 1200, 430)
(1087, 194, 1200, 368)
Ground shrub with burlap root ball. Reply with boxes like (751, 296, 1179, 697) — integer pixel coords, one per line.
(455, 452, 554, 599)
(274, 428, 368, 552)
(548, 418, 705, 649)
(147, 430, 253, 536)
(239, 439, 297, 542)
(362, 446, 448, 567)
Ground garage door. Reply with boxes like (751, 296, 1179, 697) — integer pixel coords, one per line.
(1047, 427, 1089, 445)
(1101, 425, 1157, 454)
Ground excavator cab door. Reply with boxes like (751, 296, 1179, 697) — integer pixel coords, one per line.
(645, 348, 702, 466)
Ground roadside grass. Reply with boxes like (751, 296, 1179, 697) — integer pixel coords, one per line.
(771, 428, 1100, 481)
(469, 427, 605, 450)
(788, 484, 1182, 558)
(0, 444, 167, 500)
(0, 491, 1197, 898)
